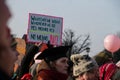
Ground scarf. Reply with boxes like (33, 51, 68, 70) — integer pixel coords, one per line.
(99, 63, 117, 80)
(38, 69, 68, 80)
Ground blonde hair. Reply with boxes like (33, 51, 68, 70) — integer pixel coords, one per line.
(32, 60, 50, 80)
(36, 60, 50, 73)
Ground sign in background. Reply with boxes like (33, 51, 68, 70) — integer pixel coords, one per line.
(27, 13, 63, 46)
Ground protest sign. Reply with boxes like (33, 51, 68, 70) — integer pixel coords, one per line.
(27, 13, 63, 45)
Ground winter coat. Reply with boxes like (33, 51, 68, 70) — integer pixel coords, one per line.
(0, 69, 11, 80)
(37, 69, 68, 80)
(36, 60, 68, 80)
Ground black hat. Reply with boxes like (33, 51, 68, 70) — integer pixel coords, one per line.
(36, 46, 71, 61)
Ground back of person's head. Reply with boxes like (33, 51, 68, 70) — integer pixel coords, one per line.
(71, 54, 98, 77)
(18, 45, 39, 79)
(93, 50, 112, 67)
(99, 63, 120, 80)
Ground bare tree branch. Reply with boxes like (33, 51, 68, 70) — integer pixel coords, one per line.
(62, 29, 91, 55)
(78, 35, 90, 52)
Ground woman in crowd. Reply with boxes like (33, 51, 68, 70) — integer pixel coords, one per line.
(36, 46, 70, 80)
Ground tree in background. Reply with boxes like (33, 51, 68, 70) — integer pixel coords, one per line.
(62, 29, 91, 56)
(62, 29, 91, 77)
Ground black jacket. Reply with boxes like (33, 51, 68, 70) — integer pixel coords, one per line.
(0, 69, 11, 80)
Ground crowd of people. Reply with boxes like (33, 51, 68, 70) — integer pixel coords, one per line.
(1, 0, 120, 80)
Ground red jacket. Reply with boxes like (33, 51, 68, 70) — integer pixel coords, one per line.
(37, 69, 68, 80)
(21, 73, 32, 80)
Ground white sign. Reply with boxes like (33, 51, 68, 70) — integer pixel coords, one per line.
(27, 13, 63, 46)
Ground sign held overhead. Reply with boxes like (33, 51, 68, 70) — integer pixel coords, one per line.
(27, 13, 63, 46)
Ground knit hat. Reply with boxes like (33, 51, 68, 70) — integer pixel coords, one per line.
(71, 54, 98, 77)
(36, 46, 71, 62)
(99, 63, 117, 80)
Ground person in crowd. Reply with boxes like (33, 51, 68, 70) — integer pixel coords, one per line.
(10, 35, 20, 80)
(36, 46, 70, 80)
(29, 43, 49, 78)
(0, 34, 18, 80)
(99, 63, 120, 80)
(19, 42, 53, 80)
(71, 54, 99, 80)
(29, 52, 42, 80)
(17, 44, 40, 80)
(0, 0, 18, 80)
(93, 50, 113, 67)
(0, 0, 11, 47)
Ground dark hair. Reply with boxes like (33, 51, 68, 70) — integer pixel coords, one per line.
(17, 45, 39, 79)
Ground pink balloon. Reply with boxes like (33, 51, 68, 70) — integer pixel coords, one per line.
(104, 34, 120, 53)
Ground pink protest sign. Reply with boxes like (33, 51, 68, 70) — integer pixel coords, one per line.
(27, 13, 63, 46)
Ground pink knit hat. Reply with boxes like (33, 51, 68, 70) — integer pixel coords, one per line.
(99, 63, 117, 80)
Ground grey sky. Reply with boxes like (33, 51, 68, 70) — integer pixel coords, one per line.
(7, 0, 120, 56)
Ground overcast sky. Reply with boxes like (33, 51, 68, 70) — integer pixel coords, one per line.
(7, 0, 120, 56)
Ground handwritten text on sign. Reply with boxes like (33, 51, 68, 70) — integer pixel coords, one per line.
(27, 13, 63, 45)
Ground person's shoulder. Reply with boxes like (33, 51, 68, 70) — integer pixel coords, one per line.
(37, 69, 51, 80)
